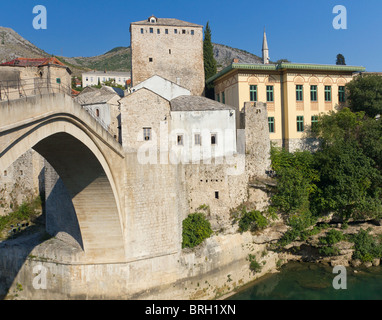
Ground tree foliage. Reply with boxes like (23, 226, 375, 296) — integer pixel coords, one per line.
(182, 213, 213, 249)
(346, 74, 382, 118)
(336, 53, 346, 65)
(203, 22, 217, 99)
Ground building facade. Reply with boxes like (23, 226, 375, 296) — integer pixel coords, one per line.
(207, 32, 365, 151)
(82, 70, 131, 88)
(130, 15, 205, 96)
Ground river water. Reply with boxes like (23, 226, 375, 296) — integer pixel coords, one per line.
(228, 262, 382, 300)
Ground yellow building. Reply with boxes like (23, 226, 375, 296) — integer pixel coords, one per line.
(207, 33, 365, 151)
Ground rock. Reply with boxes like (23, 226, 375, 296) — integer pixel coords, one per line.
(372, 258, 380, 267)
(371, 219, 382, 226)
(351, 259, 362, 267)
(364, 261, 373, 268)
(330, 258, 349, 267)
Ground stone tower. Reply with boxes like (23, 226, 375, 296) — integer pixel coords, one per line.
(130, 15, 205, 96)
(262, 29, 270, 64)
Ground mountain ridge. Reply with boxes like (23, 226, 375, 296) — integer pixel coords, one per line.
(0, 26, 264, 77)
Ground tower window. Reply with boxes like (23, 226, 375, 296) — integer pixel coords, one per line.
(310, 85, 318, 102)
(250, 85, 257, 102)
(194, 133, 201, 146)
(177, 134, 184, 146)
(169, 49, 171, 54)
(266, 85, 274, 102)
(296, 85, 303, 101)
(268, 117, 275, 133)
(215, 191, 219, 199)
(211, 134, 217, 145)
(143, 128, 152, 141)
(338, 86, 346, 102)
(325, 86, 332, 102)
(311, 115, 319, 129)
(297, 116, 304, 132)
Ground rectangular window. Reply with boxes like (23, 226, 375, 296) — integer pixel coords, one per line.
(310, 85, 318, 102)
(268, 117, 275, 133)
(194, 133, 201, 146)
(177, 134, 184, 146)
(222, 91, 225, 104)
(149, 57, 153, 62)
(191, 30, 194, 35)
(56, 78, 61, 84)
(216, 93, 220, 102)
(325, 86, 332, 102)
(143, 128, 152, 141)
(266, 85, 274, 102)
(149, 28, 153, 33)
(296, 85, 303, 101)
(338, 86, 346, 102)
(174, 29, 178, 34)
(157, 29, 160, 34)
(215, 191, 219, 199)
(182, 29, 186, 34)
(250, 85, 257, 102)
(311, 115, 319, 129)
(165, 29, 169, 34)
(211, 133, 217, 145)
(297, 116, 304, 132)
(140, 28, 144, 34)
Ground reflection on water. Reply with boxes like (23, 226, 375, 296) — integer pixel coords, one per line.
(228, 262, 382, 300)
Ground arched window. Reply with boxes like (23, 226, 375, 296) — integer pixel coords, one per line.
(95, 109, 100, 117)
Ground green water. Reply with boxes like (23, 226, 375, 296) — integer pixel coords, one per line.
(228, 262, 382, 300)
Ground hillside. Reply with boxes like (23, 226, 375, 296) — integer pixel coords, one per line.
(0, 26, 265, 77)
(0, 27, 50, 62)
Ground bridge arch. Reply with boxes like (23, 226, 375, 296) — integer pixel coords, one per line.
(0, 95, 126, 263)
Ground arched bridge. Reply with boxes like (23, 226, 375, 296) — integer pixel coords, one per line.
(0, 93, 127, 263)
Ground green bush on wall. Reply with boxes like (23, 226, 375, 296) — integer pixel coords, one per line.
(182, 213, 213, 249)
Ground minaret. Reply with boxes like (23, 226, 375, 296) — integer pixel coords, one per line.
(262, 28, 269, 64)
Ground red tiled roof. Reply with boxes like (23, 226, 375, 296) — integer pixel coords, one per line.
(0, 57, 66, 67)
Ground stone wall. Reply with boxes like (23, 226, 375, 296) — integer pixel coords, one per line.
(0, 150, 44, 216)
(130, 23, 205, 96)
(120, 88, 171, 152)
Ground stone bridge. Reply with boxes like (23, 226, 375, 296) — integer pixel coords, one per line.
(0, 93, 273, 299)
(0, 93, 130, 263)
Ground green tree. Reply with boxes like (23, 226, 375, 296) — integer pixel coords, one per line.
(203, 22, 217, 99)
(311, 108, 382, 219)
(336, 54, 346, 65)
(346, 74, 382, 118)
(182, 213, 213, 249)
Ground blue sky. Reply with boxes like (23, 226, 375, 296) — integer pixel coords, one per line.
(1, 0, 381, 71)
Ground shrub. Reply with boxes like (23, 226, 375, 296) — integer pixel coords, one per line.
(319, 245, 340, 257)
(238, 209, 268, 233)
(248, 254, 262, 273)
(319, 229, 344, 245)
(350, 228, 382, 262)
(182, 213, 213, 249)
